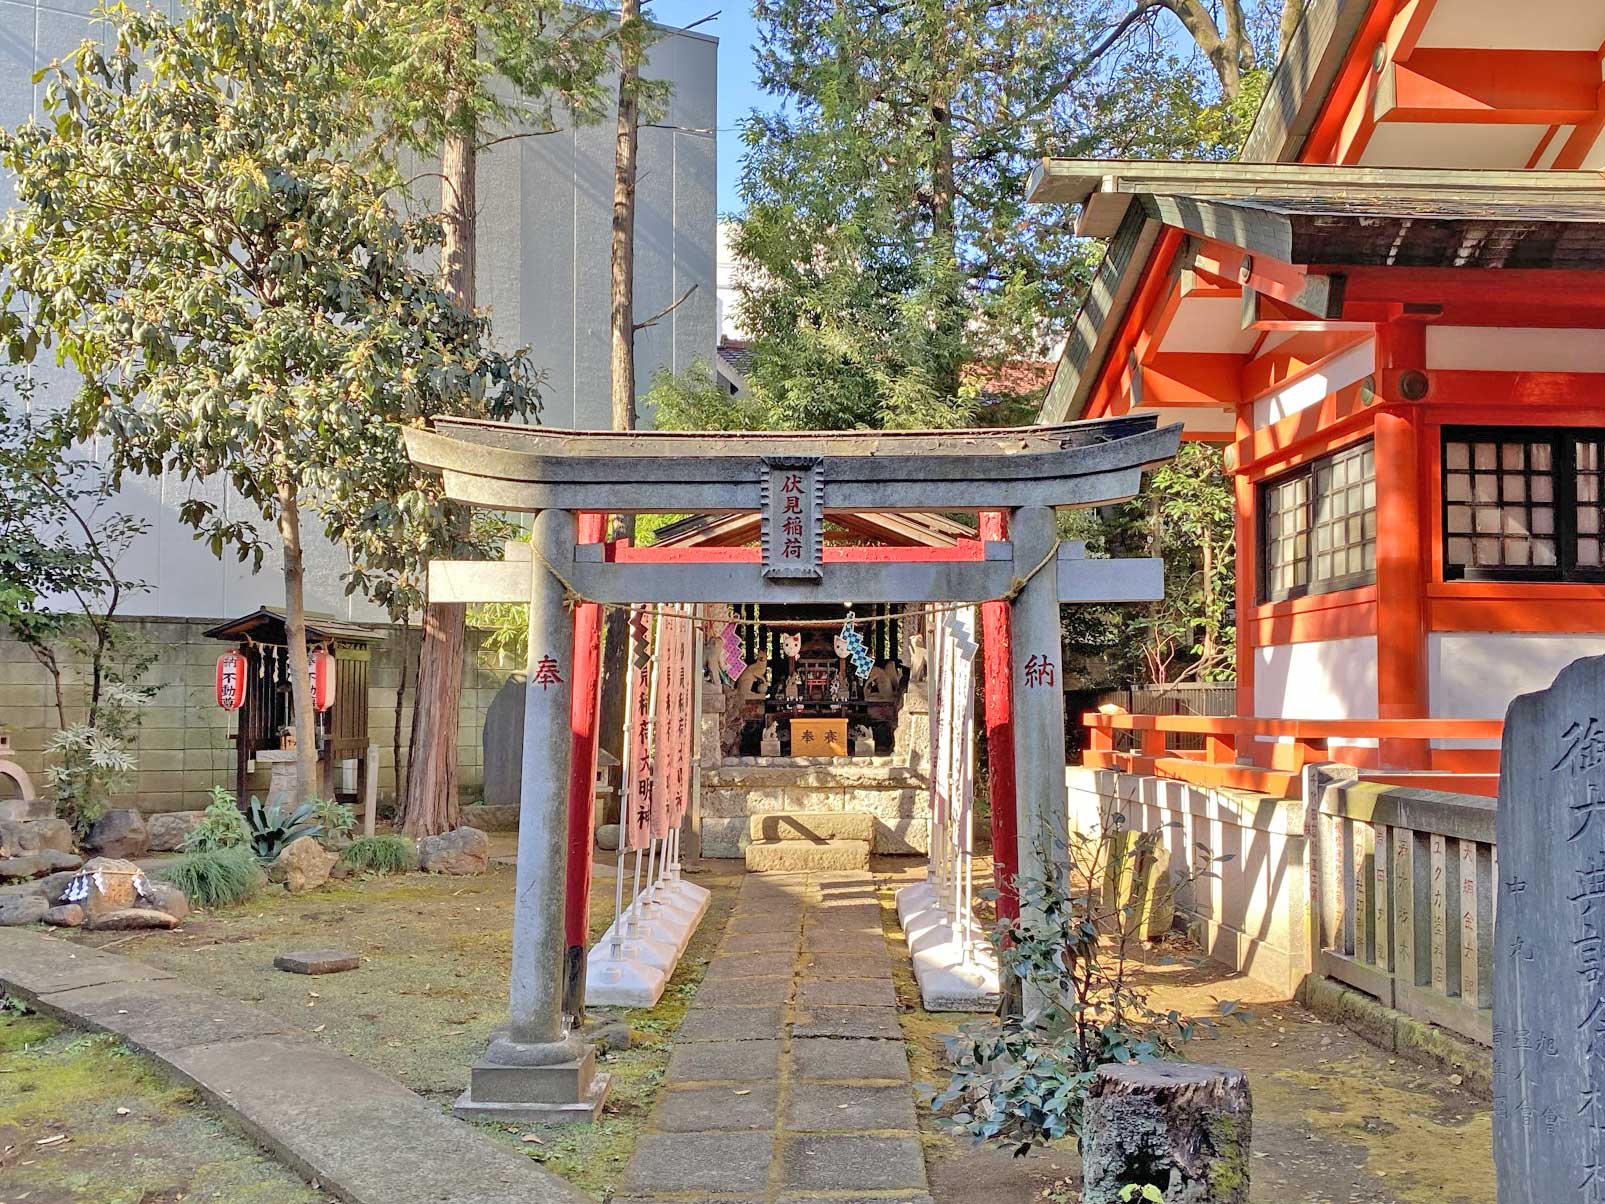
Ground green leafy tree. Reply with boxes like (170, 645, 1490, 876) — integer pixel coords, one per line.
(0, 0, 538, 805)
(1062, 441, 1235, 686)
(356, 0, 616, 835)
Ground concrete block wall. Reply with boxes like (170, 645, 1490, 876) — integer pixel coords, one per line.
(0, 617, 514, 813)
(1066, 764, 1314, 997)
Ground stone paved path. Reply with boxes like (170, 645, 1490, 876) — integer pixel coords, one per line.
(617, 871, 931, 1204)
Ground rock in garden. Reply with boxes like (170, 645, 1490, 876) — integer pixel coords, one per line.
(63, 857, 155, 917)
(1080, 1061, 1251, 1204)
(0, 854, 47, 880)
(267, 836, 338, 893)
(42, 903, 85, 928)
(38, 870, 80, 905)
(85, 809, 150, 859)
(0, 816, 74, 856)
(273, 949, 360, 975)
(36, 849, 82, 874)
(143, 882, 190, 923)
(596, 823, 621, 852)
(145, 810, 206, 852)
(0, 895, 48, 926)
(417, 826, 489, 876)
(84, 907, 180, 931)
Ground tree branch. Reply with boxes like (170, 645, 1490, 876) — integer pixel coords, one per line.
(633, 282, 698, 331)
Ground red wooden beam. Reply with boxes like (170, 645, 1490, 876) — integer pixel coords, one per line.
(610, 539, 989, 564)
(1378, 48, 1602, 125)
(1138, 353, 1245, 407)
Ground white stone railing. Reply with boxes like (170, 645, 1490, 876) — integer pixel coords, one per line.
(1313, 776, 1494, 1046)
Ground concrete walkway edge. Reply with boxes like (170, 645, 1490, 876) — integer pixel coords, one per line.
(0, 928, 589, 1204)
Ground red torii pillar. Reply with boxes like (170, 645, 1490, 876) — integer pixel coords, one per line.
(979, 510, 1019, 920)
(562, 511, 607, 1018)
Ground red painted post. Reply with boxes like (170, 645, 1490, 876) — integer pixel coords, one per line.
(562, 511, 607, 1019)
(979, 511, 1020, 921)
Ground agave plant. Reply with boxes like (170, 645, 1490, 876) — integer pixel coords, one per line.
(246, 796, 325, 861)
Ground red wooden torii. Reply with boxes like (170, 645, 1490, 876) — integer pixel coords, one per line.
(557, 510, 1024, 989)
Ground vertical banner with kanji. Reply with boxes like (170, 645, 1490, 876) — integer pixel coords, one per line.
(949, 609, 978, 855)
(649, 604, 696, 833)
(929, 610, 951, 829)
(670, 606, 694, 825)
(624, 608, 657, 851)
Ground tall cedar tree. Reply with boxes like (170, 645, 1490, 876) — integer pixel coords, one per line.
(733, 0, 1293, 431)
(360, 0, 615, 834)
(0, 0, 539, 803)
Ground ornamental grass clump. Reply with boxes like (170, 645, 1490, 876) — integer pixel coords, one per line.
(340, 834, 416, 875)
(158, 847, 262, 909)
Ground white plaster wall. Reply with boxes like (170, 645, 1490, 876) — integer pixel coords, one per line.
(1426, 327, 1605, 373)
(1251, 338, 1374, 431)
(1254, 636, 1378, 720)
(0, 7, 718, 620)
(1430, 632, 1605, 719)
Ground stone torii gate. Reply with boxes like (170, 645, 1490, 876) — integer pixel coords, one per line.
(405, 414, 1180, 1122)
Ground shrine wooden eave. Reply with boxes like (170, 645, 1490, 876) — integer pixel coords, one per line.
(202, 606, 379, 646)
(1033, 162, 1605, 423)
(402, 415, 1180, 514)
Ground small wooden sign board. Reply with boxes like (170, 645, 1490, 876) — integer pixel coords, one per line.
(790, 718, 848, 757)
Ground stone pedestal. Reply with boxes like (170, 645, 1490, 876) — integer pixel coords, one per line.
(257, 749, 298, 809)
(454, 1032, 611, 1124)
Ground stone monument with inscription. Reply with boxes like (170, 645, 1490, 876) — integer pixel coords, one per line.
(1496, 654, 1605, 1203)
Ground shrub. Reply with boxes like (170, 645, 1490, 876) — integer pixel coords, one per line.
(246, 797, 323, 861)
(306, 796, 356, 841)
(340, 834, 416, 875)
(158, 847, 262, 909)
(933, 819, 1240, 1154)
(183, 786, 251, 851)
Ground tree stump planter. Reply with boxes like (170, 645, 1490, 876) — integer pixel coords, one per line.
(1080, 1061, 1251, 1204)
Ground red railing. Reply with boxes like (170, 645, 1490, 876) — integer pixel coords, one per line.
(1081, 712, 1504, 798)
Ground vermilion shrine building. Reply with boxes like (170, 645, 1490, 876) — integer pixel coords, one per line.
(1044, 0, 1605, 797)
(1044, 0, 1605, 1032)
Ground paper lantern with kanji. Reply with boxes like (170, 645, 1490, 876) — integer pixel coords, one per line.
(214, 651, 246, 711)
(310, 648, 337, 712)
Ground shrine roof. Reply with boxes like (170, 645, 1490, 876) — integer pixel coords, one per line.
(403, 414, 1179, 514)
(1032, 162, 1605, 422)
(202, 607, 379, 646)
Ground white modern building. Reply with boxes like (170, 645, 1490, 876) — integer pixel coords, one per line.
(0, 2, 718, 808)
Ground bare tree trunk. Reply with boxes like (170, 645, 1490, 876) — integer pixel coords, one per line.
(1279, 0, 1307, 56)
(393, 614, 413, 814)
(1146, 0, 1246, 100)
(277, 479, 318, 802)
(611, 0, 641, 431)
(598, 5, 644, 773)
(33, 648, 65, 732)
(401, 107, 476, 836)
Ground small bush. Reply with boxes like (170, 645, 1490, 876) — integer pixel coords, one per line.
(340, 834, 416, 875)
(158, 847, 262, 909)
(306, 796, 356, 841)
(246, 796, 324, 861)
(183, 786, 251, 852)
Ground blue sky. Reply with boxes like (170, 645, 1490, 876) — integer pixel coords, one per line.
(653, 1, 765, 216)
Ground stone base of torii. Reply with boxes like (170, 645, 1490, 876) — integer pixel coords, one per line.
(404, 418, 1179, 1122)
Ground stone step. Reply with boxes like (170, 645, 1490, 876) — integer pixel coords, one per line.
(748, 811, 874, 843)
(744, 839, 871, 873)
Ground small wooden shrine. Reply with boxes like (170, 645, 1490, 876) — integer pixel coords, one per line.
(203, 607, 378, 803)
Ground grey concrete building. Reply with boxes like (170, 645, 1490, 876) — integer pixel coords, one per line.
(0, 1, 718, 810)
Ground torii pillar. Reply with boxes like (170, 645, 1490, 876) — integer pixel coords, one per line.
(454, 506, 611, 1123)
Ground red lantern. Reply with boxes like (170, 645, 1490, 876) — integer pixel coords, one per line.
(215, 651, 246, 711)
(310, 648, 337, 712)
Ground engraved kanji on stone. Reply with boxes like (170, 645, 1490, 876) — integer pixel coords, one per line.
(533, 654, 564, 690)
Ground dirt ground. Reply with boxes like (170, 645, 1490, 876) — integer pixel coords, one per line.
(871, 856, 1494, 1204)
(0, 1007, 333, 1204)
(57, 842, 744, 1200)
(39, 843, 1493, 1204)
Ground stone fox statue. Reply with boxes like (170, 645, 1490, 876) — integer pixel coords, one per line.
(731, 653, 770, 699)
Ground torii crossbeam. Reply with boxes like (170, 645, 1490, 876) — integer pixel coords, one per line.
(404, 413, 1181, 1123)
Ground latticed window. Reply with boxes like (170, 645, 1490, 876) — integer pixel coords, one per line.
(1443, 427, 1605, 581)
(1259, 440, 1376, 603)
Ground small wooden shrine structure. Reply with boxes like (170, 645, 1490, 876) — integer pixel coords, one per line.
(203, 607, 378, 804)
